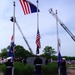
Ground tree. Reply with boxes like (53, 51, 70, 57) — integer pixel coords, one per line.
(1, 45, 34, 58)
(15, 45, 33, 58)
(43, 46, 56, 58)
(1, 48, 8, 57)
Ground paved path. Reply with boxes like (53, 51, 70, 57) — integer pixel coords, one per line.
(67, 68, 75, 75)
(0, 72, 4, 75)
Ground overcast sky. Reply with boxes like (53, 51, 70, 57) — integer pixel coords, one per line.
(0, 0, 75, 56)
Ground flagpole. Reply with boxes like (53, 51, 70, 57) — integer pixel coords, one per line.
(12, 1, 16, 75)
(56, 10, 59, 52)
(56, 10, 60, 75)
(36, 0, 39, 55)
(37, 0, 39, 30)
(13, 1, 15, 41)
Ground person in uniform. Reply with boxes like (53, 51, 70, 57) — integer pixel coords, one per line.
(5, 57, 13, 75)
(61, 58, 67, 75)
(34, 54, 42, 75)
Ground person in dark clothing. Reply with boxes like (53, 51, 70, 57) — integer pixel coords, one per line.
(22, 58, 27, 64)
(61, 58, 67, 75)
(45, 58, 49, 65)
(5, 59, 13, 75)
(34, 55, 42, 75)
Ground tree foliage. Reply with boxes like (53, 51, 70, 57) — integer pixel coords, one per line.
(43, 46, 57, 59)
(0, 45, 34, 58)
(1, 48, 8, 57)
(15, 45, 33, 58)
(43, 46, 57, 56)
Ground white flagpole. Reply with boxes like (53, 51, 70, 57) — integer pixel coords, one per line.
(13, 1, 15, 37)
(37, 0, 39, 30)
(12, 1, 16, 75)
(36, 0, 39, 55)
(56, 10, 60, 75)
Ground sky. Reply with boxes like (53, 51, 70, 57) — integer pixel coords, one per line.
(0, 0, 75, 56)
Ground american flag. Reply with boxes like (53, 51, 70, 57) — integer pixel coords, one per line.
(19, 0, 40, 15)
(9, 35, 14, 59)
(36, 29, 41, 54)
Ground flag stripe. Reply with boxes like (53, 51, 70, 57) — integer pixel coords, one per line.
(36, 34, 41, 48)
(25, 1, 30, 14)
(36, 30, 41, 54)
(24, 1, 28, 14)
(19, 0, 31, 15)
(19, 0, 39, 15)
(19, 0, 26, 14)
(36, 30, 41, 48)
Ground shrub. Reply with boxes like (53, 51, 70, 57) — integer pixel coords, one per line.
(23, 64, 34, 75)
(0, 64, 6, 73)
(42, 62, 58, 75)
(0, 62, 34, 75)
(14, 62, 25, 75)
(14, 62, 34, 75)
(0, 62, 58, 75)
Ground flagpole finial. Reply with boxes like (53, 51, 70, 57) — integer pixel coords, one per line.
(56, 10, 57, 14)
(13, 1, 15, 6)
(37, 0, 38, 3)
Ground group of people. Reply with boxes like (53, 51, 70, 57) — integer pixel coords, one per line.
(15, 57, 27, 64)
(0, 55, 67, 75)
(2, 55, 42, 75)
(34, 56, 67, 75)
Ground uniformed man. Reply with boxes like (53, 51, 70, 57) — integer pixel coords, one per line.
(61, 58, 67, 75)
(34, 54, 42, 75)
(5, 57, 13, 75)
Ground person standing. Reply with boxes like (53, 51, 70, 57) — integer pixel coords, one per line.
(45, 58, 49, 65)
(34, 55, 42, 75)
(5, 57, 13, 75)
(61, 58, 67, 75)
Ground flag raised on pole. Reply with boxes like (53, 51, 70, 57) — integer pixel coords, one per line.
(9, 35, 14, 59)
(58, 51, 62, 68)
(58, 38, 62, 69)
(19, 0, 40, 15)
(36, 29, 41, 54)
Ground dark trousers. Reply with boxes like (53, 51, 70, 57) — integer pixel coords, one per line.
(5, 68, 12, 75)
(35, 69, 41, 75)
(61, 69, 66, 75)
